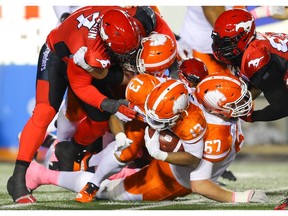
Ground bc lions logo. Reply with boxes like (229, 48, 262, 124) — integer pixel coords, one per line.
(248, 56, 264, 68)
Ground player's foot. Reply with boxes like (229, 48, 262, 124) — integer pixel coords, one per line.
(55, 141, 77, 171)
(75, 182, 99, 203)
(7, 176, 36, 204)
(73, 152, 93, 172)
(274, 197, 288, 210)
(221, 170, 237, 181)
(15, 194, 37, 204)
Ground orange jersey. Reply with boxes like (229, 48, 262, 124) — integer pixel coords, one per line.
(172, 103, 207, 143)
(202, 112, 244, 162)
(117, 74, 161, 162)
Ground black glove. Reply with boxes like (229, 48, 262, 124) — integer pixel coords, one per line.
(100, 98, 136, 120)
(100, 99, 128, 114)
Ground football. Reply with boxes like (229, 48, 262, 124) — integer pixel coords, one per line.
(148, 127, 184, 152)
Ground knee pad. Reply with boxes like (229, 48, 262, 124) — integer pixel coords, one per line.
(31, 104, 56, 128)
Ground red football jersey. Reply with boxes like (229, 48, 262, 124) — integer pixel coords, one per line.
(240, 32, 288, 83)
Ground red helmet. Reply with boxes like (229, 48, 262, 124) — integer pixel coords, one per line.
(178, 58, 208, 88)
(211, 8, 256, 64)
(100, 9, 140, 56)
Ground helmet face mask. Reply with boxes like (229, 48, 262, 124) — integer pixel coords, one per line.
(145, 108, 180, 131)
(144, 79, 189, 131)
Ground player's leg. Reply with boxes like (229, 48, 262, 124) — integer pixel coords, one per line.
(26, 161, 94, 193)
(7, 43, 68, 203)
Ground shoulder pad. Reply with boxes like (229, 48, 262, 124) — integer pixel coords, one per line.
(241, 41, 270, 79)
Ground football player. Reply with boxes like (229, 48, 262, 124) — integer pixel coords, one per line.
(25, 74, 267, 203)
(8, 6, 176, 204)
(74, 32, 178, 202)
(211, 8, 288, 122)
(211, 9, 288, 208)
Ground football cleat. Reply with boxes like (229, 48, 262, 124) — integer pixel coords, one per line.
(221, 170, 237, 181)
(274, 197, 288, 210)
(55, 141, 84, 171)
(73, 152, 93, 172)
(75, 182, 99, 203)
(7, 176, 36, 204)
(15, 194, 37, 204)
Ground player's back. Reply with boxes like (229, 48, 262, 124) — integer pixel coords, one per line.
(46, 6, 121, 60)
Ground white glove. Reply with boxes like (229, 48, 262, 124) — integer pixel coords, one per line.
(250, 6, 285, 19)
(233, 190, 268, 203)
(73, 46, 94, 72)
(176, 38, 193, 60)
(114, 132, 133, 152)
(144, 126, 168, 161)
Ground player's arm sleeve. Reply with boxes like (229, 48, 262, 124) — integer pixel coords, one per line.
(190, 159, 213, 181)
(182, 138, 204, 159)
(67, 58, 107, 109)
(250, 59, 288, 121)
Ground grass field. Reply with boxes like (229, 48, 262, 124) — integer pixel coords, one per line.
(0, 147, 288, 215)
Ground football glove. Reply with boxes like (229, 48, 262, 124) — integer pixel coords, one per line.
(100, 98, 136, 119)
(233, 190, 268, 203)
(144, 126, 168, 161)
(114, 132, 133, 152)
(73, 46, 94, 72)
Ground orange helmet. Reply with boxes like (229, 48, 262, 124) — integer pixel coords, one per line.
(125, 74, 160, 113)
(178, 58, 208, 88)
(195, 73, 252, 118)
(100, 9, 140, 56)
(136, 33, 177, 77)
(145, 79, 189, 130)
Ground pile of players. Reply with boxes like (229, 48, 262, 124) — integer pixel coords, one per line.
(7, 6, 288, 210)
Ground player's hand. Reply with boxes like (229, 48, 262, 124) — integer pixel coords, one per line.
(176, 38, 193, 60)
(240, 106, 254, 123)
(101, 98, 136, 119)
(233, 190, 268, 203)
(267, 6, 285, 16)
(73, 46, 94, 72)
(114, 132, 133, 152)
(144, 126, 168, 161)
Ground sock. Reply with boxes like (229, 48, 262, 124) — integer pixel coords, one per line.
(88, 141, 116, 167)
(88, 142, 126, 187)
(58, 171, 94, 192)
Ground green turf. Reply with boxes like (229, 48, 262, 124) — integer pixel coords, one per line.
(0, 156, 287, 211)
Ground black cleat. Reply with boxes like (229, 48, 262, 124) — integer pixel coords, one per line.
(7, 176, 36, 203)
(55, 140, 85, 171)
(221, 170, 237, 181)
